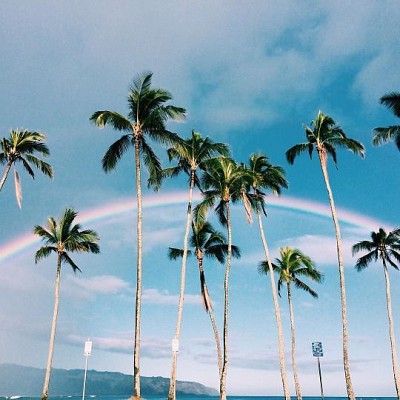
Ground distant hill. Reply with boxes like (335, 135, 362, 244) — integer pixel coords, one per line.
(0, 364, 218, 397)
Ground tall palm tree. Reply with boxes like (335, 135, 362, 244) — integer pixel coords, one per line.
(168, 219, 240, 378)
(34, 208, 100, 400)
(194, 157, 250, 400)
(286, 110, 365, 400)
(373, 92, 400, 150)
(352, 228, 400, 399)
(161, 130, 229, 400)
(90, 71, 186, 400)
(241, 153, 290, 399)
(0, 129, 53, 208)
(260, 246, 323, 400)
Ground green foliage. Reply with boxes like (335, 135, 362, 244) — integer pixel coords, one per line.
(286, 110, 365, 167)
(352, 228, 400, 271)
(34, 207, 100, 272)
(259, 246, 323, 298)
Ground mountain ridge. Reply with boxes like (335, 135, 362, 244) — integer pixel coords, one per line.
(0, 363, 218, 397)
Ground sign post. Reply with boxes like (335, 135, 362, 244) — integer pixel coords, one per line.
(312, 342, 324, 400)
(82, 339, 92, 400)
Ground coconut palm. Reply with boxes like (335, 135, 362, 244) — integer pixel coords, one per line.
(352, 228, 400, 399)
(241, 153, 290, 399)
(168, 219, 240, 378)
(0, 129, 53, 208)
(373, 92, 400, 150)
(194, 157, 250, 400)
(161, 130, 229, 400)
(260, 246, 323, 400)
(34, 208, 100, 400)
(286, 110, 365, 400)
(90, 71, 186, 400)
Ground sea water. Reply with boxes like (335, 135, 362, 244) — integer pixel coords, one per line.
(0, 396, 397, 400)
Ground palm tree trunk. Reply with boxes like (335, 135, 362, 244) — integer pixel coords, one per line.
(132, 136, 142, 400)
(317, 150, 354, 400)
(0, 161, 12, 191)
(41, 257, 62, 400)
(257, 211, 290, 400)
(382, 259, 400, 398)
(168, 171, 195, 400)
(220, 201, 232, 400)
(287, 284, 302, 400)
(198, 257, 223, 377)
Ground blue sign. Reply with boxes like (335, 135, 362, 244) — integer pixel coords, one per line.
(312, 342, 323, 357)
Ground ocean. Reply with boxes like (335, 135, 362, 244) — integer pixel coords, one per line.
(0, 396, 397, 400)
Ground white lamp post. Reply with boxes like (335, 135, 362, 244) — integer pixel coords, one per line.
(82, 339, 92, 400)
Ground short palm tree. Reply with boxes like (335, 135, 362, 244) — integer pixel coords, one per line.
(162, 130, 229, 400)
(241, 153, 290, 399)
(286, 111, 365, 400)
(194, 157, 250, 400)
(373, 92, 400, 150)
(168, 219, 240, 378)
(0, 129, 53, 208)
(90, 71, 186, 400)
(352, 228, 400, 399)
(260, 246, 323, 400)
(34, 208, 100, 400)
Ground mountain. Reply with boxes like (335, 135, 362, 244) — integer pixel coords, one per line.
(0, 364, 218, 397)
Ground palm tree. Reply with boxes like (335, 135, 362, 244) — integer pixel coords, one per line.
(34, 208, 100, 400)
(0, 129, 53, 208)
(373, 92, 400, 150)
(161, 130, 229, 400)
(241, 153, 290, 399)
(352, 228, 400, 399)
(286, 110, 365, 400)
(90, 71, 186, 400)
(194, 157, 250, 400)
(260, 246, 323, 400)
(168, 219, 240, 378)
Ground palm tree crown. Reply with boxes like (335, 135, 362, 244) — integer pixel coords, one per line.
(34, 207, 100, 265)
(0, 129, 54, 207)
(352, 228, 400, 271)
(161, 130, 230, 188)
(168, 219, 240, 309)
(260, 246, 323, 297)
(286, 110, 365, 166)
(195, 157, 252, 225)
(373, 92, 400, 150)
(90, 71, 186, 184)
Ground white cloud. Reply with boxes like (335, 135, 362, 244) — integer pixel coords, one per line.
(142, 288, 202, 306)
(66, 274, 131, 296)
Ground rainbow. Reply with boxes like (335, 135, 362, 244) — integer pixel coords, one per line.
(0, 191, 392, 264)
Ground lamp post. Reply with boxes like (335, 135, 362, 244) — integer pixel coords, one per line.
(82, 339, 92, 400)
(312, 341, 324, 400)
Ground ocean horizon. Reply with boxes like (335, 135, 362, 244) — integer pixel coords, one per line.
(0, 396, 397, 400)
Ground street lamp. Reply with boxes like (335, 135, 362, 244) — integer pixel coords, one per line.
(312, 341, 324, 400)
(82, 339, 92, 400)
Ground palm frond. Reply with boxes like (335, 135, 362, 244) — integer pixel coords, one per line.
(35, 246, 56, 263)
(61, 252, 82, 273)
(286, 143, 311, 164)
(25, 155, 54, 178)
(102, 135, 132, 173)
(90, 110, 132, 132)
(14, 169, 22, 209)
(380, 92, 400, 118)
(373, 126, 400, 150)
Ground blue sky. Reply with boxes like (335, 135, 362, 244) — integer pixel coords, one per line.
(1, 0, 400, 396)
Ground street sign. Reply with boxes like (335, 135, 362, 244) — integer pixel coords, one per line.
(312, 341, 323, 357)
